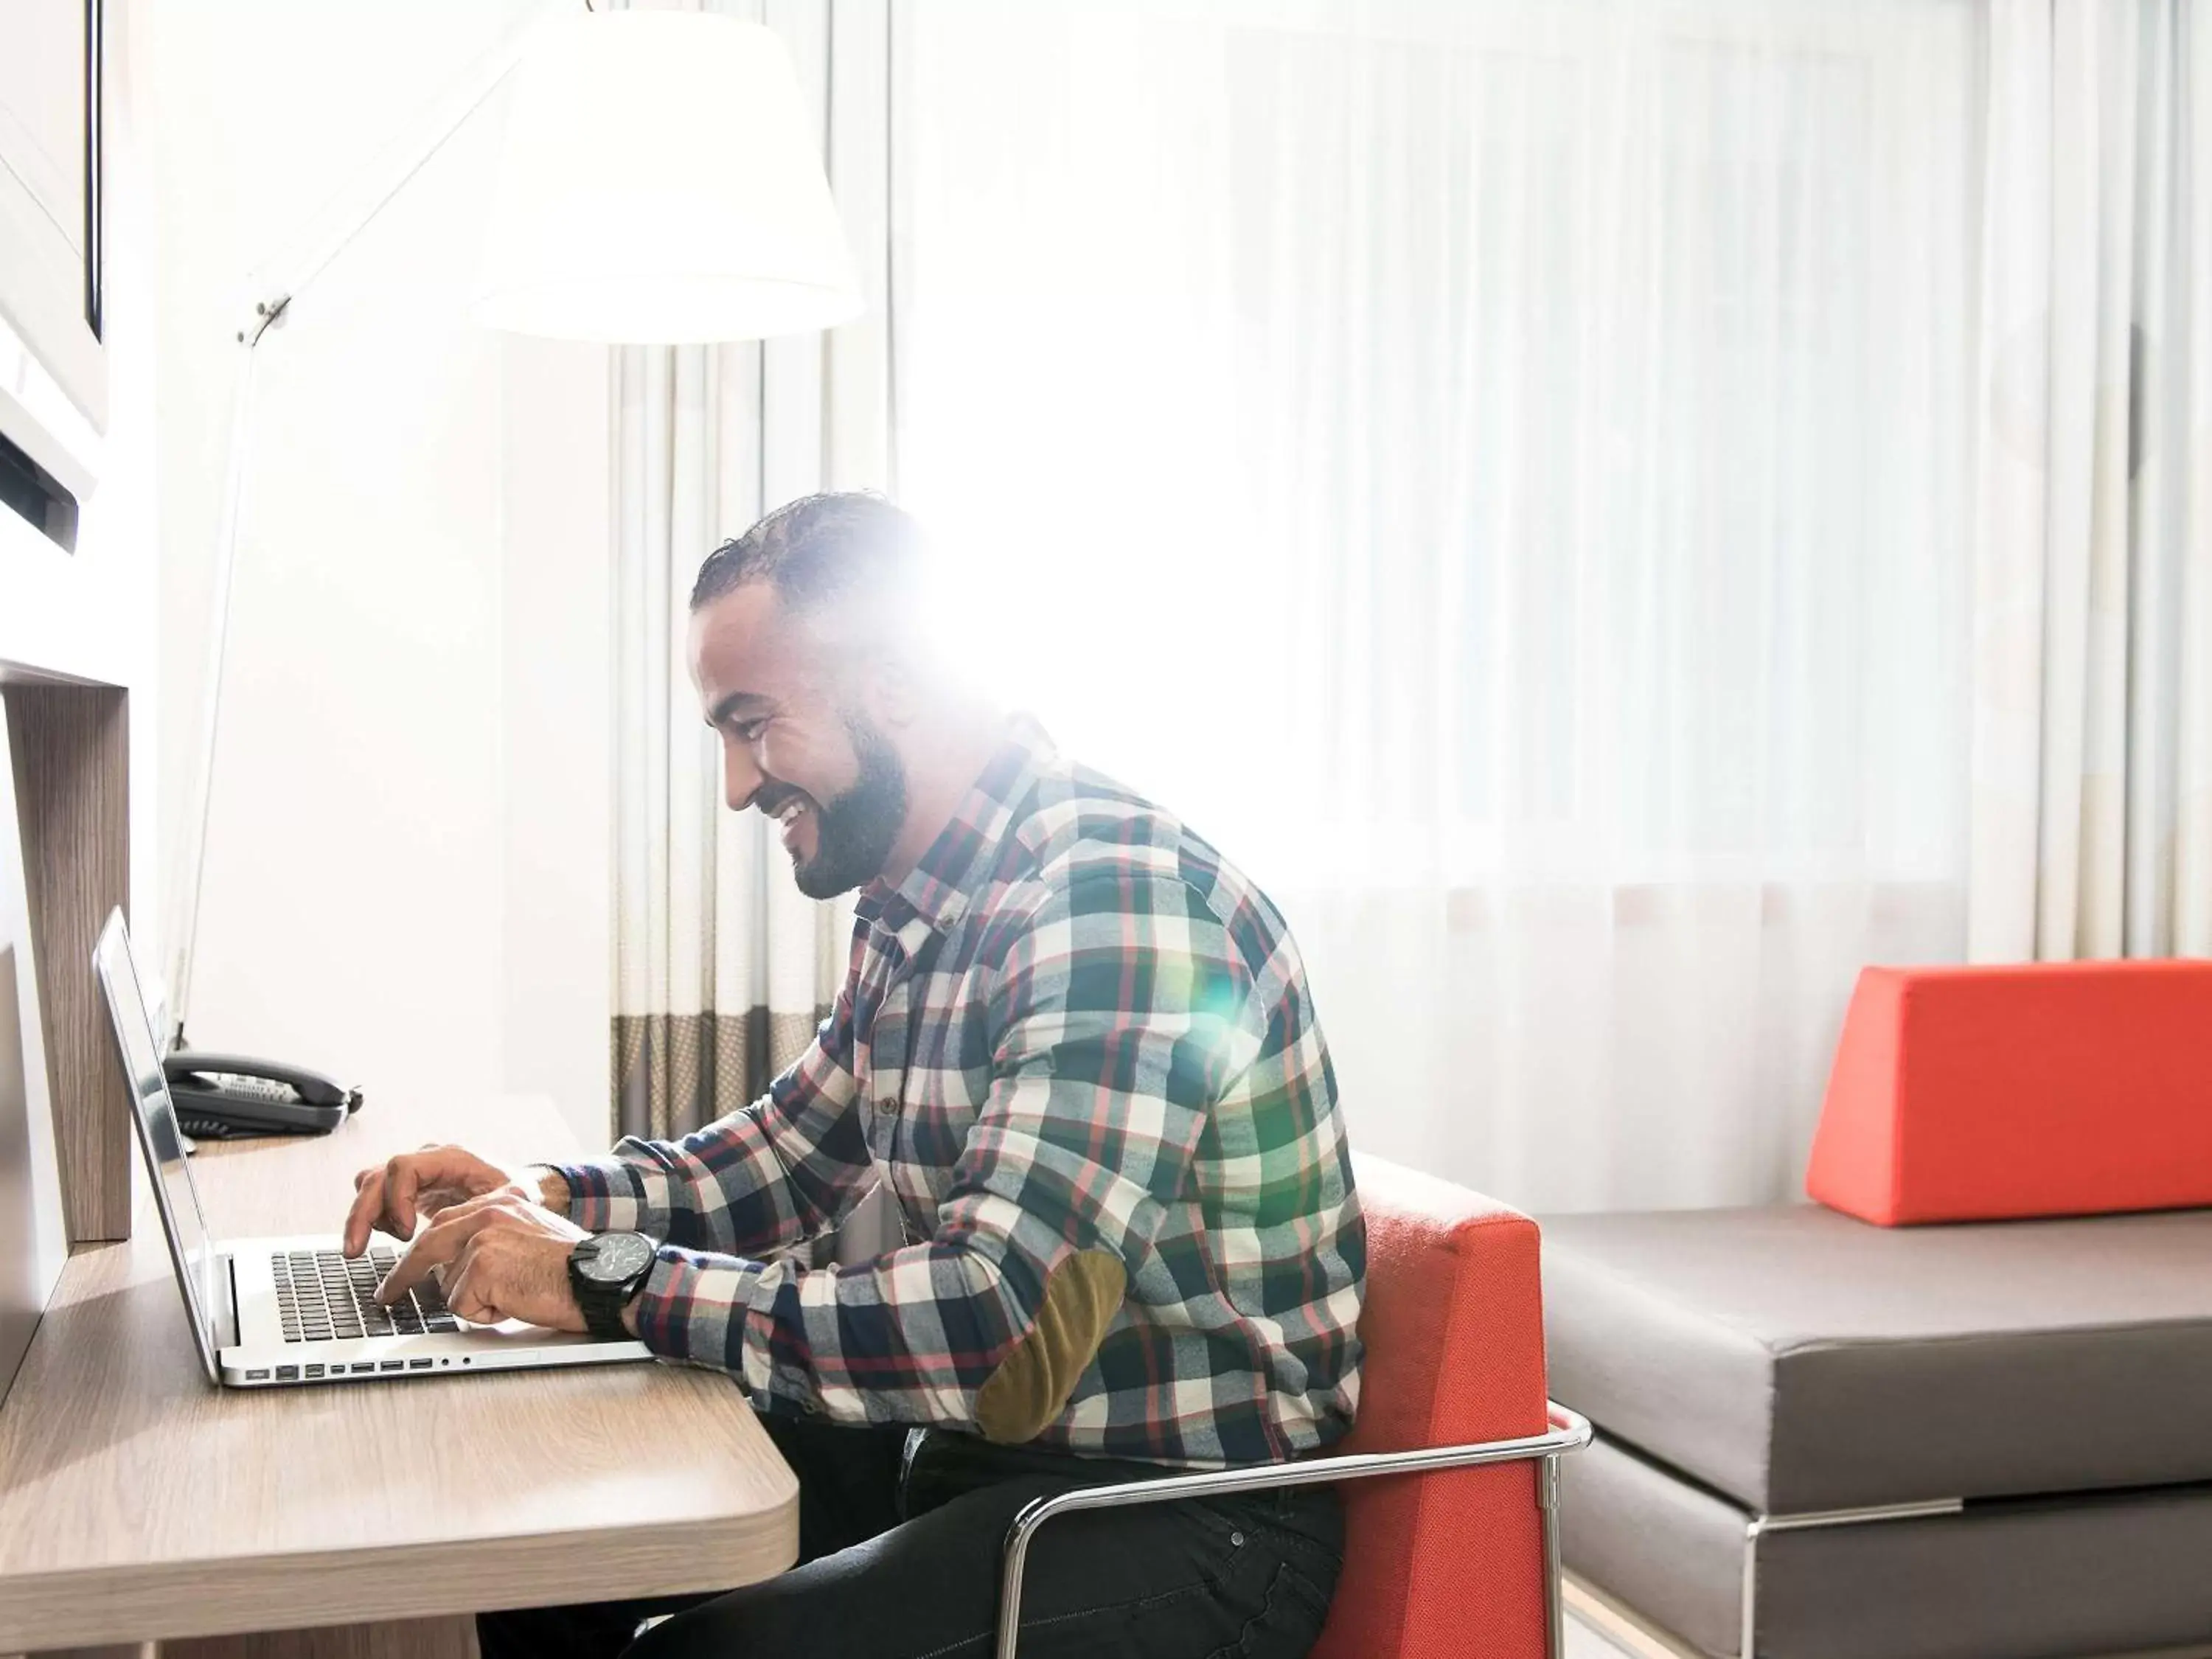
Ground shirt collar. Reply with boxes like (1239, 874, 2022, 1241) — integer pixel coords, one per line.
(857, 714, 1058, 934)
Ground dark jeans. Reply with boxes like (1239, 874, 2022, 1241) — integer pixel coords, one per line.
(478, 1414, 1343, 1659)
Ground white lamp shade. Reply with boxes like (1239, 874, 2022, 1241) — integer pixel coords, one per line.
(471, 11, 863, 344)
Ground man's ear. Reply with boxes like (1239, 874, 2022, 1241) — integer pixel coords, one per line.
(865, 649, 925, 729)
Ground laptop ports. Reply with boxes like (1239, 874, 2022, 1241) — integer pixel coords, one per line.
(303, 1363, 325, 1380)
(380, 1360, 405, 1372)
(275, 1365, 299, 1381)
(245, 1368, 271, 1381)
(407, 1357, 434, 1370)
(352, 1363, 378, 1374)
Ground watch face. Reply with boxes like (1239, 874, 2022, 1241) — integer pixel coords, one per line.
(580, 1231, 655, 1284)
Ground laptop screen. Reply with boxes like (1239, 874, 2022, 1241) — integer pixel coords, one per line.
(91, 910, 221, 1380)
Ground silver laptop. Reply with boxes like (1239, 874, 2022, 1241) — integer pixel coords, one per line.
(94, 908, 649, 1388)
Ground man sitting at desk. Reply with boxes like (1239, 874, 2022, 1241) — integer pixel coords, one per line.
(341, 493, 1366, 1659)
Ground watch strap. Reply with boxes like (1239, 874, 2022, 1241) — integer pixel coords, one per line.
(568, 1237, 653, 1341)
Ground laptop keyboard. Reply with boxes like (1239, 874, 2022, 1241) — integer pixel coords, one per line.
(273, 1247, 461, 1343)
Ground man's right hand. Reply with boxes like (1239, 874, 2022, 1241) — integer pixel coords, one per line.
(341, 1144, 567, 1256)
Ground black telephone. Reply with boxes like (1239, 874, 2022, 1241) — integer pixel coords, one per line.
(161, 1050, 363, 1139)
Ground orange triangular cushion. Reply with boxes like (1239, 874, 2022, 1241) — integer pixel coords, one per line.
(1808, 962, 2212, 1225)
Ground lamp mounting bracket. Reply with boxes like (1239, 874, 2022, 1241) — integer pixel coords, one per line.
(236, 296, 291, 348)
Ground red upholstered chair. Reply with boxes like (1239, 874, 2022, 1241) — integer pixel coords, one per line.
(995, 1155, 1588, 1659)
(1807, 961, 2212, 1224)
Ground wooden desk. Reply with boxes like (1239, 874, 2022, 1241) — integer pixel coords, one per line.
(0, 1093, 799, 1656)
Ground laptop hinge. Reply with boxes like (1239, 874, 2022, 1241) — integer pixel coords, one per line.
(217, 1251, 242, 1350)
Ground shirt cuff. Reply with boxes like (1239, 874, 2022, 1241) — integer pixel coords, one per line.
(630, 1245, 768, 1374)
(545, 1159, 653, 1233)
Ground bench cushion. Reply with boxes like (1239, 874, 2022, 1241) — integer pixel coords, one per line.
(1564, 1431, 2212, 1659)
(1806, 960, 2212, 1224)
(1543, 1202, 2212, 1512)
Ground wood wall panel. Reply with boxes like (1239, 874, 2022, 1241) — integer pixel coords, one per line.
(21, 1617, 475, 1658)
(163, 1615, 477, 1659)
(2, 684, 131, 1242)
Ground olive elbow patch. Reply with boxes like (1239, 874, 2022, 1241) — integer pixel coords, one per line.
(975, 1251, 1127, 1445)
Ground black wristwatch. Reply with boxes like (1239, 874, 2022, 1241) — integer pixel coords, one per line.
(568, 1231, 657, 1341)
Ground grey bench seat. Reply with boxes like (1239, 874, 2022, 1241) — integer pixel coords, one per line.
(1541, 1203, 2212, 1514)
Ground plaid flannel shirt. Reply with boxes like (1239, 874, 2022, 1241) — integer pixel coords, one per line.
(556, 717, 1365, 1467)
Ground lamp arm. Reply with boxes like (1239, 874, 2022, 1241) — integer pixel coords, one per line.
(166, 0, 577, 1049)
(229, 5, 571, 341)
(166, 346, 257, 1049)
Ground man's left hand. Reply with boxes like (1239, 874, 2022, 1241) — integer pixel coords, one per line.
(375, 1189, 592, 1332)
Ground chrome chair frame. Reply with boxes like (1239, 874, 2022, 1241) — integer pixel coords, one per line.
(994, 1403, 1593, 1659)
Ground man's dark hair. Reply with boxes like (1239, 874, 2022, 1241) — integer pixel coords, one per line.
(690, 492, 926, 628)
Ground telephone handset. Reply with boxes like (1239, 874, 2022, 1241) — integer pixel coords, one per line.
(160, 1050, 363, 1139)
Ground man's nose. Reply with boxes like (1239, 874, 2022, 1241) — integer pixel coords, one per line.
(723, 742, 762, 813)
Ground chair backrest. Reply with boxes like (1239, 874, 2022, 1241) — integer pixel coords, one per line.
(1312, 1154, 1552, 1659)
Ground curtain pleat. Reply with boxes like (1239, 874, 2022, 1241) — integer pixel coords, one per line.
(1967, 0, 2212, 961)
(610, 0, 894, 1143)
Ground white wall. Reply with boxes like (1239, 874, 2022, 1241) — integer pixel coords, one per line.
(141, 1, 612, 1150)
(0, 0, 164, 1307)
(0, 3, 161, 956)
(500, 338, 612, 1145)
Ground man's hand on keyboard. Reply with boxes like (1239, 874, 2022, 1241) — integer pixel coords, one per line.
(341, 1144, 564, 1257)
(372, 1189, 594, 1332)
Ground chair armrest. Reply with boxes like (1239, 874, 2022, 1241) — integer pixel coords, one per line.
(993, 1404, 1593, 1659)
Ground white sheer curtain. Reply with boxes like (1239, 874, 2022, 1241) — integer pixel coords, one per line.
(891, 0, 1983, 1211)
(1969, 0, 2212, 964)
